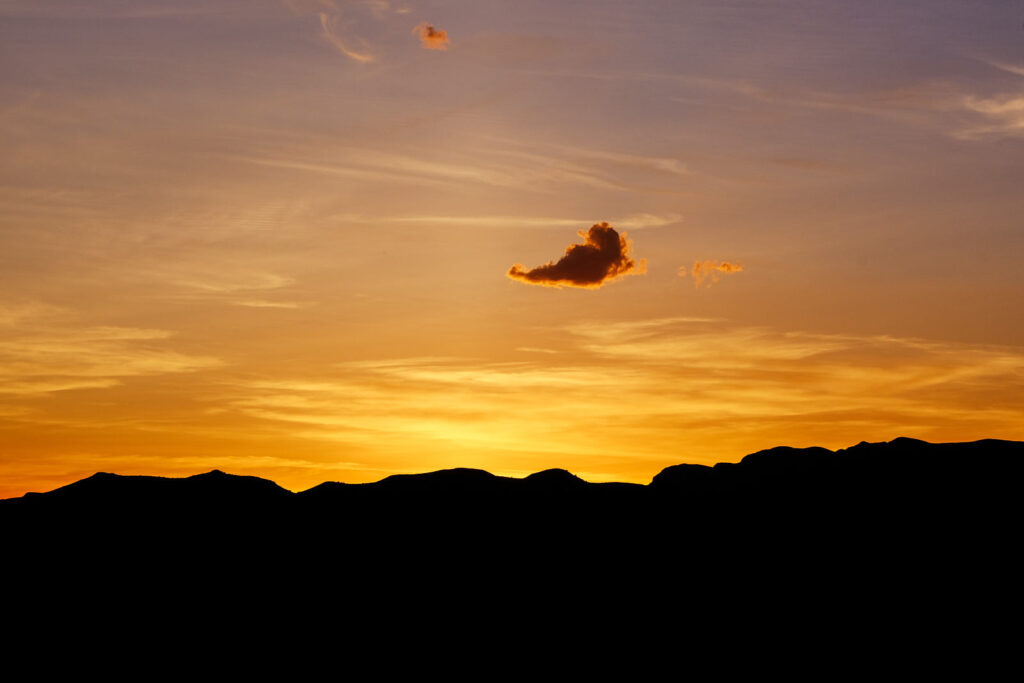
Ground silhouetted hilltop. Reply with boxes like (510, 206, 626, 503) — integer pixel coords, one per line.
(22, 468, 292, 508)
(5, 437, 1021, 627)
(523, 468, 585, 487)
(3, 438, 1020, 545)
(5, 438, 1022, 518)
(652, 437, 1024, 497)
(3, 436, 1018, 562)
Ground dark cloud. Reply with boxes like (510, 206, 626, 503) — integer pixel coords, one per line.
(507, 222, 644, 288)
(413, 22, 450, 50)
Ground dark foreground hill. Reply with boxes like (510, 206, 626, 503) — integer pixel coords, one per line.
(5, 437, 1021, 552)
(4, 437, 1022, 653)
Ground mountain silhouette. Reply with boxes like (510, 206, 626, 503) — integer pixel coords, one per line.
(6, 437, 1021, 528)
(5, 436, 1019, 576)
(21, 468, 293, 509)
(5, 437, 1019, 648)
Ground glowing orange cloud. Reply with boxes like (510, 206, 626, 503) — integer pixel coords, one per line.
(413, 22, 450, 50)
(508, 222, 644, 288)
(681, 261, 744, 288)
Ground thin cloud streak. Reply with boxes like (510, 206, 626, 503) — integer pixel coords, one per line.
(479, 136, 694, 193)
(233, 300, 309, 309)
(175, 272, 295, 294)
(564, 316, 725, 342)
(330, 212, 682, 230)
(0, 309, 222, 397)
(549, 144, 690, 176)
(521, 68, 935, 125)
(228, 147, 628, 192)
(223, 128, 697, 195)
(984, 61, 1024, 78)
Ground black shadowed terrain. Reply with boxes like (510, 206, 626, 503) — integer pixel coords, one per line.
(4, 437, 1022, 626)
(5, 437, 1021, 558)
(5, 436, 1022, 654)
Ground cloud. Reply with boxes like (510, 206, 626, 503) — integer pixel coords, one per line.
(681, 260, 743, 288)
(413, 22, 450, 50)
(0, 310, 222, 397)
(508, 222, 644, 288)
(985, 61, 1024, 78)
(175, 272, 295, 293)
(959, 94, 1024, 138)
(284, 2, 420, 62)
(329, 212, 682, 230)
(231, 135, 664, 192)
(319, 11, 375, 63)
(234, 300, 308, 309)
(218, 322, 1024, 484)
(617, 212, 684, 228)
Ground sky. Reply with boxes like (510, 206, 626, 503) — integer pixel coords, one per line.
(2, 0, 1023, 496)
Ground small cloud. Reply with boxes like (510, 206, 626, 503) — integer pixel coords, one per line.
(508, 222, 644, 289)
(413, 22, 450, 50)
(682, 261, 743, 288)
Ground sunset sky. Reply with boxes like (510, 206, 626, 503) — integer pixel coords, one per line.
(2, 0, 1023, 497)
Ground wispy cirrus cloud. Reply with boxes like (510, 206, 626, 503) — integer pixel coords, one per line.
(526, 68, 937, 125)
(983, 61, 1024, 78)
(329, 212, 682, 230)
(225, 128, 696, 196)
(234, 300, 309, 309)
(318, 11, 375, 63)
(947, 60, 1024, 139)
(0, 303, 222, 397)
(285, 0, 423, 63)
(282, 0, 380, 63)
(174, 272, 295, 294)
(159, 269, 310, 309)
(479, 136, 693, 192)
(230, 145, 628, 192)
(959, 94, 1024, 138)
(546, 144, 690, 177)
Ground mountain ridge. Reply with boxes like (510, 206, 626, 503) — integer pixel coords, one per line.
(5, 436, 1020, 611)
(4, 436, 1023, 503)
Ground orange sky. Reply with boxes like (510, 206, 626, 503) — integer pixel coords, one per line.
(2, 0, 1023, 497)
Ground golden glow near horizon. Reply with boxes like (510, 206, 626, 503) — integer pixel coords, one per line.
(2, 1, 1023, 497)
